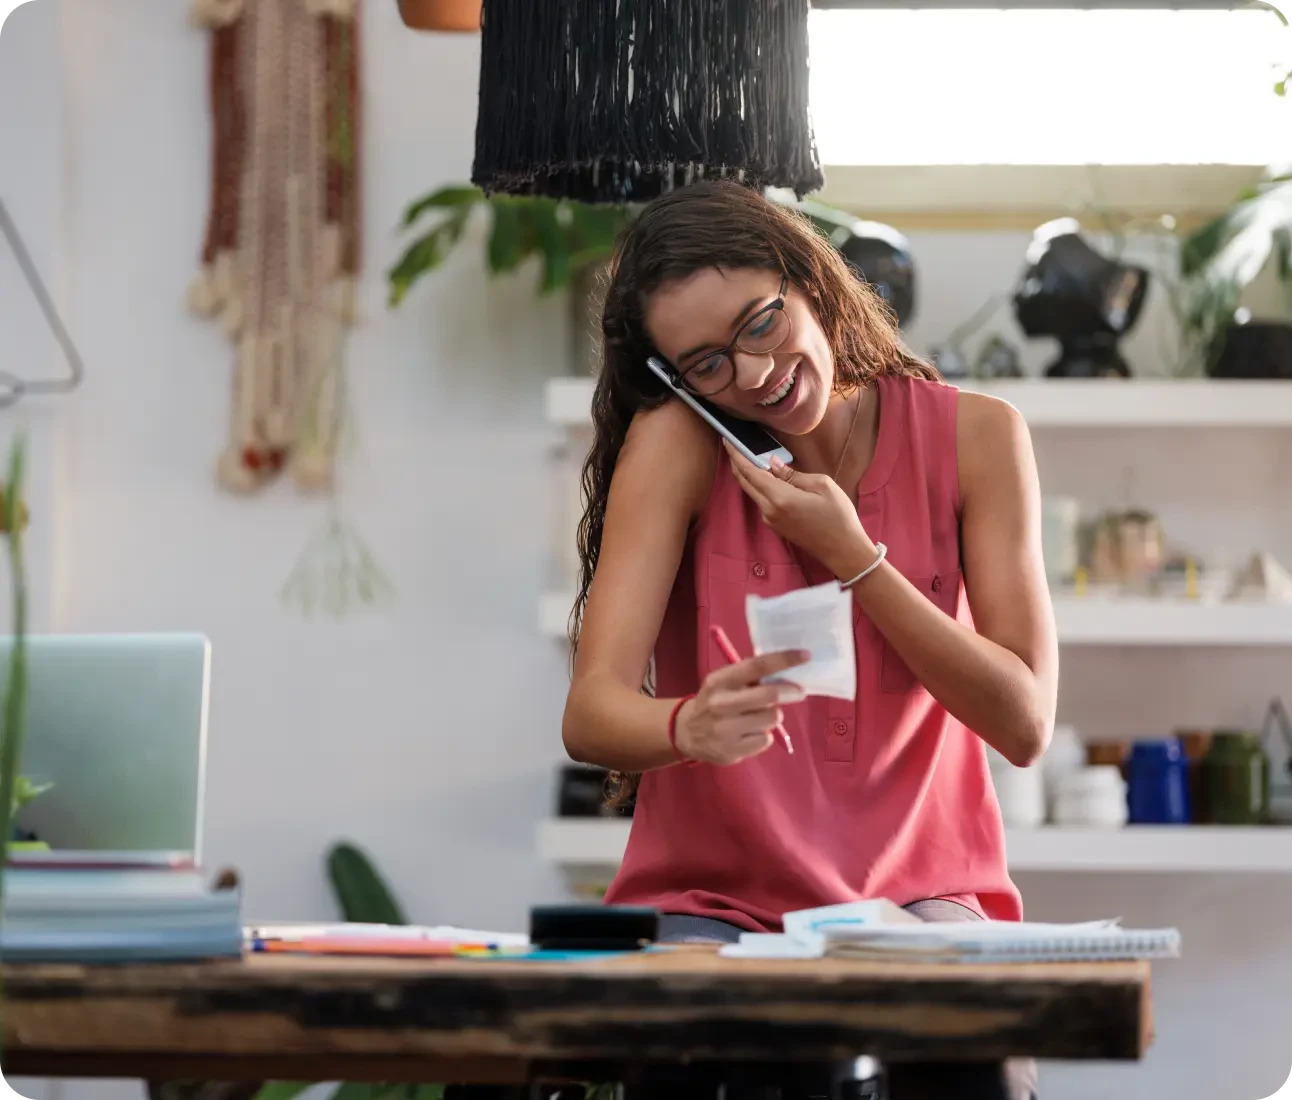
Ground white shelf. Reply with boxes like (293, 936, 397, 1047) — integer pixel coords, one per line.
(546, 378, 599, 427)
(545, 378, 1292, 430)
(537, 818, 1292, 874)
(541, 591, 1292, 646)
(1052, 597, 1292, 645)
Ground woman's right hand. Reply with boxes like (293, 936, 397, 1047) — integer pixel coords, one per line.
(674, 650, 810, 765)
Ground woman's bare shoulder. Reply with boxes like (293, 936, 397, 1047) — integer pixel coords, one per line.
(955, 389, 1036, 502)
(617, 397, 719, 517)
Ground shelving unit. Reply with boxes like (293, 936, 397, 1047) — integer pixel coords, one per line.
(541, 377, 1292, 647)
(537, 817, 1292, 875)
(540, 590, 1292, 645)
(546, 377, 1292, 430)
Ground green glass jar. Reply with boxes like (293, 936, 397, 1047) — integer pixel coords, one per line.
(1201, 731, 1269, 825)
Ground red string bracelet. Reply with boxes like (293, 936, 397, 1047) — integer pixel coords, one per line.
(667, 694, 696, 762)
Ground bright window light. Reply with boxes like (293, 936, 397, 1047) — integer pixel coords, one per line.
(809, 8, 1291, 165)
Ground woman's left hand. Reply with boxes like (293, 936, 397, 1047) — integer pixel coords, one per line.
(724, 441, 876, 578)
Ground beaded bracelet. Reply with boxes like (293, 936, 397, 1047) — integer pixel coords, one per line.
(667, 694, 697, 762)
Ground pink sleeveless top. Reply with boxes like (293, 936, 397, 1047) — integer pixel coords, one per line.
(603, 374, 1023, 932)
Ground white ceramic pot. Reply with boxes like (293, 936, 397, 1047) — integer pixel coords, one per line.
(991, 760, 1046, 829)
(1042, 724, 1086, 816)
(1041, 496, 1081, 586)
(1052, 766, 1128, 828)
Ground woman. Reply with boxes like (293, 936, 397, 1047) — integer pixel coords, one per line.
(561, 181, 1057, 1100)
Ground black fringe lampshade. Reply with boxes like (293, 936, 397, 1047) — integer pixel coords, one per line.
(471, 0, 825, 204)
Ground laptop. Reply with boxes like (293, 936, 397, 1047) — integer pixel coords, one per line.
(0, 632, 211, 861)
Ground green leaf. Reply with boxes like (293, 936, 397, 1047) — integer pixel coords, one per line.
(326, 842, 408, 925)
(331, 1085, 385, 1100)
(387, 207, 471, 306)
(569, 203, 632, 257)
(1181, 208, 1253, 275)
(400, 186, 485, 228)
(1180, 179, 1292, 287)
(1275, 224, 1292, 280)
(12, 774, 51, 816)
(251, 1084, 315, 1100)
(486, 198, 526, 274)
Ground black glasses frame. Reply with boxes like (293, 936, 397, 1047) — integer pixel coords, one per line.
(670, 275, 791, 397)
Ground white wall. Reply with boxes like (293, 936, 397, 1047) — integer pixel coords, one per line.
(4, 2, 1292, 1099)
(52, 0, 574, 921)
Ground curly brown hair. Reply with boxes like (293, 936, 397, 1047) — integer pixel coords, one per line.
(570, 180, 939, 805)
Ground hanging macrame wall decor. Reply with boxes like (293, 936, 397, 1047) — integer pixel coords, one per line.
(188, 0, 360, 494)
(470, 0, 824, 203)
(188, 0, 391, 617)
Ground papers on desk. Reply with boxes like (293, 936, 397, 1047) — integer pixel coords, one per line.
(719, 900, 1182, 964)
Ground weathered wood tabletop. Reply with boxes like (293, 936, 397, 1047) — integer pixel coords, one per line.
(1, 947, 1153, 1083)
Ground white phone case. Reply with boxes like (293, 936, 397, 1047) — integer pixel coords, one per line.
(645, 357, 793, 470)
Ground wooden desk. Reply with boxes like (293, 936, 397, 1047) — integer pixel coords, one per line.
(2, 948, 1152, 1085)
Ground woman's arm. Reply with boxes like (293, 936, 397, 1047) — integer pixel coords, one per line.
(564, 402, 809, 772)
(724, 393, 1057, 766)
(562, 401, 712, 771)
(835, 394, 1058, 765)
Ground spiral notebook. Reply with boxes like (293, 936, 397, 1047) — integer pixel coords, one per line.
(720, 901, 1181, 963)
(817, 923, 1182, 964)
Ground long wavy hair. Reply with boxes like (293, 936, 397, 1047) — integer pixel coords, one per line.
(571, 180, 939, 805)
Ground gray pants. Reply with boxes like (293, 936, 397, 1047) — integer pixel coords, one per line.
(658, 902, 1039, 1100)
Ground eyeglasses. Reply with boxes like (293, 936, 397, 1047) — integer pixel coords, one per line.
(670, 276, 792, 397)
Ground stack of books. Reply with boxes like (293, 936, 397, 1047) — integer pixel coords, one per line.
(1, 849, 243, 962)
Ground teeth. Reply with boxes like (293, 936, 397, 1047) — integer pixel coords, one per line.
(758, 368, 796, 407)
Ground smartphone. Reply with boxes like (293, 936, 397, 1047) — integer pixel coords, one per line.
(646, 356, 793, 470)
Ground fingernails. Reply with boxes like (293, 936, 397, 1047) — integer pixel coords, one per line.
(795, 649, 812, 663)
(778, 684, 806, 703)
(769, 455, 785, 472)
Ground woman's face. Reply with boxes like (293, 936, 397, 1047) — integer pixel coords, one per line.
(643, 267, 835, 436)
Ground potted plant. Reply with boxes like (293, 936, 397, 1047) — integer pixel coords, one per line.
(1179, 167, 1292, 377)
(386, 185, 904, 378)
(395, 0, 481, 32)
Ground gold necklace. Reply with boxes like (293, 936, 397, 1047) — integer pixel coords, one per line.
(832, 386, 865, 485)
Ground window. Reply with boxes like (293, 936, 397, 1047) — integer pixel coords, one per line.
(808, 8, 1291, 165)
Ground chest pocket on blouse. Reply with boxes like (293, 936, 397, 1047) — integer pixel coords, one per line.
(880, 568, 963, 694)
(702, 552, 806, 668)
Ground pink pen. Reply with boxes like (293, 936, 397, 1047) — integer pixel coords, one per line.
(709, 624, 795, 755)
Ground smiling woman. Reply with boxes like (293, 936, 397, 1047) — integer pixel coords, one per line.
(559, 180, 1057, 1100)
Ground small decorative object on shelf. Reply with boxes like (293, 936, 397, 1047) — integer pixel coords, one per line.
(1177, 730, 1214, 823)
(1013, 217, 1149, 379)
(986, 745, 1045, 829)
(972, 334, 1023, 379)
(1200, 731, 1270, 825)
(1040, 724, 1085, 818)
(1086, 740, 1130, 776)
(1127, 739, 1192, 826)
(557, 764, 628, 819)
(1262, 698, 1292, 824)
(1051, 767, 1128, 829)
(1228, 551, 1292, 604)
